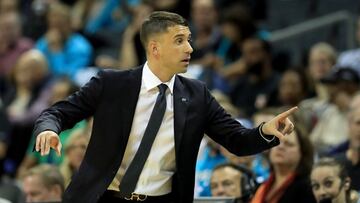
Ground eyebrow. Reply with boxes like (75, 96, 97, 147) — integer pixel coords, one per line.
(173, 33, 192, 39)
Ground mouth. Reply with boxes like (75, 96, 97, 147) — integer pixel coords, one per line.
(181, 58, 191, 64)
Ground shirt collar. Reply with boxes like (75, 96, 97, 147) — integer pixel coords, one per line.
(142, 62, 175, 94)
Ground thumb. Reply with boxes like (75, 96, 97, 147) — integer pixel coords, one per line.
(272, 130, 285, 140)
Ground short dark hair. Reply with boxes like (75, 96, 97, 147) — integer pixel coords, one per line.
(140, 11, 188, 49)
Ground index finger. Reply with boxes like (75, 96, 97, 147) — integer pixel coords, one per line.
(277, 106, 298, 119)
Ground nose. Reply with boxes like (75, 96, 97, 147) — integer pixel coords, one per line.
(213, 185, 226, 196)
(186, 41, 193, 54)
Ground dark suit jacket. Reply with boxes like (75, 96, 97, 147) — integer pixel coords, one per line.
(33, 66, 280, 203)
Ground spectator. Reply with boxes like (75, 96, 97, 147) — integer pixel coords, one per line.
(333, 103, 360, 191)
(35, 2, 93, 81)
(95, 1, 153, 69)
(60, 128, 90, 187)
(251, 126, 316, 203)
(273, 68, 309, 108)
(22, 164, 64, 203)
(0, 12, 33, 91)
(211, 163, 258, 203)
(298, 42, 337, 132)
(230, 37, 280, 117)
(310, 68, 360, 155)
(1, 50, 49, 176)
(311, 157, 359, 203)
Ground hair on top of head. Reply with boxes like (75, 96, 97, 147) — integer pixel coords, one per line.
(140, 11, 188, 48)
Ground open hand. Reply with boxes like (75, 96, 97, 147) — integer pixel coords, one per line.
(35, 131, 62, 156)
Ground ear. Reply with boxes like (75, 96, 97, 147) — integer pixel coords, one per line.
(50, 184, 63, 197)
(148, 40, 159, 57)
(344, 177, 351, 190)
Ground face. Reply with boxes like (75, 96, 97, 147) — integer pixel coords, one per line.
(66, 136, 88, 170)
(279, 71, 304, 106)
(0, 0, 17, 14)
(211, 167, 242, 197)
(191, 0, 217, 30)
(242, 38, 267, 67)
(270, 131, 301, 169)
(155, 25, 193, 75)
(349, 108, 360, 150)
(47, 8, 70, 32)
(311, 166, 347, 203)
(0, 13, 20, 43)
(309, 50, 334, 81)
(23, 175, 61, 202)
(221, 23, 240, 43)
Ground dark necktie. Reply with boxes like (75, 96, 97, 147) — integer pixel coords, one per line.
(119, 84, 168, 195)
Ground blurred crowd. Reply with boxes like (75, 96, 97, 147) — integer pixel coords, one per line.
(0, 0, 359, 202)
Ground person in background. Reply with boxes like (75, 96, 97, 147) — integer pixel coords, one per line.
(251, 126, 316, 203)
(230, 37, 280, 118)
(211, 163, 258, 203)
(310, 68, 360, 155)
(311, 157, 359, 203)
(0, 12, 33, 94)
(298, 42, 337, 132)
(60, 128, 90, 187)
(273, 68, 309, 108)
(35, 2, 93, 81)
(22, 164, 64, 203)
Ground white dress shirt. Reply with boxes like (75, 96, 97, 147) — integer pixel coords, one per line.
(108, 62, 176, 195)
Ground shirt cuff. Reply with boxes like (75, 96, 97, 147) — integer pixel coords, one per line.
(259, 122, 275, 142)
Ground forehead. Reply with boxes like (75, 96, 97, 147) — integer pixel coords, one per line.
(212, 167, 241, 180)
(164, 25, 191, 38)
(311, 166, 339, 178)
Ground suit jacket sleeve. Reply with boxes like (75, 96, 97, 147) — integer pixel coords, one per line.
(32, 71, 104, 137)
(203, 86, 279, 156)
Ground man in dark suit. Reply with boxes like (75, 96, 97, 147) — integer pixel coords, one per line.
(34, 11, 296, 203)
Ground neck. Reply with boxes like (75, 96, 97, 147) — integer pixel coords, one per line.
(147, 59, 175, 82)
(315, 82, 329, 100)
(274, 164, 295, 182)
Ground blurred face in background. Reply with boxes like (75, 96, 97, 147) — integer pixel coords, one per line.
(66, 135, 88, 170)
(0, 12, 21, 44)
(47, 4, 71, 35)
(23, 174, 61, 202)
(279, 70, 305, 106)
(0, 0, 18, 14)
(311, 166, 348, 203)
(211, 166, 242, 198)
(309, 49, 334, 82)
(270, 131, 301, 170)
(348, 108, 360, 150)
(242, 38, 268, 72)
(191, 0, 217, 32)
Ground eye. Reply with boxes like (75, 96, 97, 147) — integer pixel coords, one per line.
(176, 38, 183, 44)
(311, 183, 319, 190)
(324, 180, 334, 188)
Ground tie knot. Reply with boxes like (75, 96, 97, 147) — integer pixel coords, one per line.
(158, 84, 167, 95)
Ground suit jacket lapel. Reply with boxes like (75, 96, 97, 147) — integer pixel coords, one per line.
(121, 67, 142, 139)
(173, 76, 189, 157)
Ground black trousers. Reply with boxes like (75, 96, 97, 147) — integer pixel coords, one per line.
(98, 190, 174, 203)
